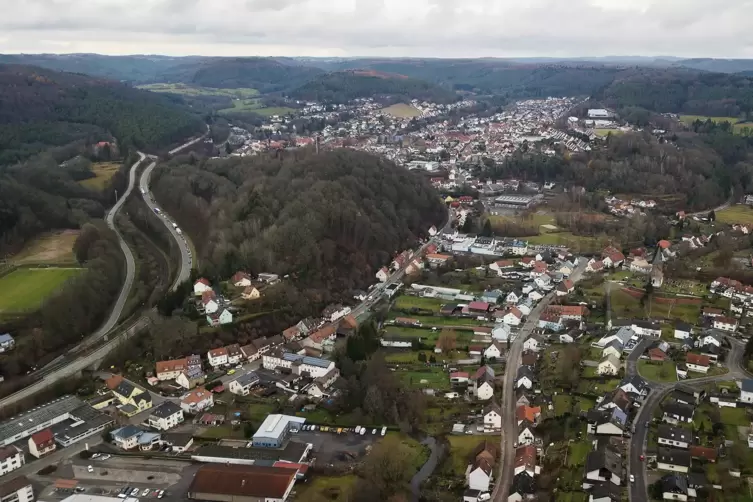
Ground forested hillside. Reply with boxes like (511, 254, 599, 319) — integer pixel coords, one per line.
(486, 128, 753, 212)
(181, 57, 324, 92)
(599, 68, 753, 118)
(0, 64, 203, 164)
(289, 70, 458, 103)
(151, 149, 446, 302)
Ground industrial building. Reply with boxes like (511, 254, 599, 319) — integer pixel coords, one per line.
(0, 395, 114, 448)
(252, 415, 306, 449)
(188, 464, 297, 502)
(493, 194, 536, 208)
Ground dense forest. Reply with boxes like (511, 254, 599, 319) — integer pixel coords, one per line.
(151, 149, 446, 304)
(0, 154, 130, 256)
(485, 128, 753, 212)
(0, 64, 203, 164)
(289, 70, 458, 104)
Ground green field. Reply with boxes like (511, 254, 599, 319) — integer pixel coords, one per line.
(0, 267, 82, 313)
(720, 407, 750, 426)
(610, 289, 700, 324)
(567, 441, 591, 467)
(553, 395, 573, 416)
(526, 232, 610, 253)
(577, 378, 621, 394)
(381, 103, 421, 118)
(717, 205, 753, 225)
(387, 313, 488, 327)
(79, 162, 121, 191)
(394, 295, 447, 311)
(680, 115, 753, 135)
(638, 360, 677, 382)
(594, 128, 625, 138)
(138, 83, 259, 99)
(398, 369, 450, 390)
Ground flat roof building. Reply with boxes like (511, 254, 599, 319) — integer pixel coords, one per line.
(252, 415, 305, 449)
(0, 395, 113, 448)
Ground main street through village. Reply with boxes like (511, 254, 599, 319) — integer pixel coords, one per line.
(493, 257, 589, 501)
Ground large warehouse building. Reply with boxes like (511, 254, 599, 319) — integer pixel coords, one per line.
(0, 395, 114, 448)
(188, 464, 297, 502)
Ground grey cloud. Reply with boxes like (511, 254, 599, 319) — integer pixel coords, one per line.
(1, 0, 752, 57)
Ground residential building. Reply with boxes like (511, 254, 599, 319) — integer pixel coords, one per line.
(207, 347, 228, 368)
(602, 340, 623, 360)
(180, 388, 214, 415)
(662, 402, 694, 424)
(658, 425, 691, 449)
(240, 344, 260, 362)
(598, 355, 621, 376)
(508, 471, 536, 502)
(0, 447, 24, 477)
(517, 421, 536, 446)
(483, 401, 502, 430)
(588, 483, 621, 502)
(226, 344, 243, 365)
(0, 334, 14, 354)
(27, 428, 56, 458)
(229, 372, 261, 396)
(515, 367, 535, 390)
(513, 445, 538, 477)
(193, 278, 212, 295)
(467, 458, 494, 493)
(107, 375, 152, 416)
(674, 322, 693, 340)
(241, 286, 261, 300)
(262, 351, 336, 379)
(584, 446, 622, 487)
(450, 372, 469, 385)
(206, 309, 233, 326)
(155, 358, 189, 381)
(713, 316, 738, 332)
(689, 445, 717, 463)
(0, 476, 33, 502)
(740, 379, 753, 403)
(472, 366, 496, 400)
(110, 425, 144, 450)
(322, 304, 351, 323)
(523, 335, 543, 352)
(619, 375, 648, 400)
(201, 291, 219, 314)
(148, 402, 184, 431)
(232, 272, 252, 287)
(657, 448, 691, 473)
(515, 405, 541, 427)
(176, 367, 206, 390)
(187, 464, 297, 502)
(661, 474, 696, 502)
(686, 353, 710, 374)
(484, 341, 504, 360)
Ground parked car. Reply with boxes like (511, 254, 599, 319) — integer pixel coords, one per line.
(157, 491, 165, 499)
(100, 454, 111, 460)
(142, 489, 150, 497)
(381, 427, 387, 436)
(87, 466, 94, 473)
(131, 488, 140, 496)
(372, 429, 377, 435)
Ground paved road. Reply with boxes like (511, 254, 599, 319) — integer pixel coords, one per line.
(139, 157, 193, 290)
(410, 437, 443, 501)
(687, 193, 733, 218)
(628, 336, 748, 501)
(493, 257, 589, 501)
(77, 153, 142, 349)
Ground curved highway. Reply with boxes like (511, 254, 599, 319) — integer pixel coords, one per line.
(78, 153, 141, 348)
(139, 156, 193, 290)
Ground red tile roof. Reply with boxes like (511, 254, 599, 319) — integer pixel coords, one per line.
(686, 353, 710, 367)
(188, 465, 295, 499)
(31, 428, 54, 446)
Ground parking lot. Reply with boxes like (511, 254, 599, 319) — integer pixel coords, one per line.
(38, 454, 200, 502)
(292, 428, 383, 467)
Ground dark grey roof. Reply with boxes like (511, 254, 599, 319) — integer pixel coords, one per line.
(742, 379, 753, 393)
(687, 472, 707, 488)
(620, 375, 647, 393)
(661, 474, 688, 494)
(657, 424, 691, 444)
(163, 433, 193, 447)
(509, 471, 535, 495)
(232, 371, 260, 388)
(658, 448, 691, 467)
(590, 482, 621, 501)
(586, 446, 623, 477)
(663, 401, 694, 419)
(0, 395, 85, 445)
(516, 366, 535, 381)
(150, 401, 182, 419)
(674, 321, 692, 331)
(671, 388, 696, 404)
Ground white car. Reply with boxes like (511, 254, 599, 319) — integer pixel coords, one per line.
(91, 453, 101, 459)
(355, 426, 362, 434)
(87, 465, 94, 473)
(142, 489, 150, 497)
(360, 428, 366, 435)
(372, 429, 377, 435)
(100, 454, 111, 461)
(630, 474, 635, 483)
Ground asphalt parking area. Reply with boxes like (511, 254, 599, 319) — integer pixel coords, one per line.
(291, 429, 382, 466)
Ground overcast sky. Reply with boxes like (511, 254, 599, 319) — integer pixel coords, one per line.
(1, 0, 751, 58)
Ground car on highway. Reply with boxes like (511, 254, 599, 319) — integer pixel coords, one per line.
(101, 454, 111, 460)
(630, 474, 635, 483)
(640, 455, 645, 461)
